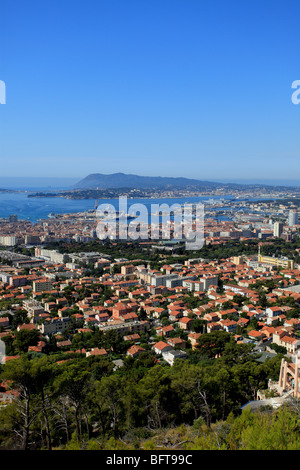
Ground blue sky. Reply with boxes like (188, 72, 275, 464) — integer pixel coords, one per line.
(0, 0, 299, 183)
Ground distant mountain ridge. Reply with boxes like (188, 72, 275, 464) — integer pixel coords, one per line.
(74, 172, 220, 189)
(74, 172, 296, 190)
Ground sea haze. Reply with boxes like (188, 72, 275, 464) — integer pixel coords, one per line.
(0, 176, 299, 191)
(215, 179, 300, 187)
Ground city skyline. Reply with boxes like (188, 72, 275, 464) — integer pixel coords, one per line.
(0, 0, 299, 181)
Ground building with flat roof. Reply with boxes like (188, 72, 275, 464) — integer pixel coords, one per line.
(258, 254, 294, 270)
(33, 278, 53, 293)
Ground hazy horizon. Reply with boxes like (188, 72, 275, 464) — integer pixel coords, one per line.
(0, 174, 299, 191)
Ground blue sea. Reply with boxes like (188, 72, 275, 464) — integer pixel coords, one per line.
(0, 176, 290, 224)
(0, 191, 239, 223)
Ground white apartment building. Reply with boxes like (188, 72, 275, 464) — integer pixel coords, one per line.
(0, 236, 17, 246)
(37, 317, 71, 335)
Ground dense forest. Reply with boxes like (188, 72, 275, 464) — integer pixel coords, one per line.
(0, 331, 290, 450)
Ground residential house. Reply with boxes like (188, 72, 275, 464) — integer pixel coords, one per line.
(178, 317, 194, 330)
(266, 306, 282, 318)
(152, 341, 173, 356)
(167, 337, 187, 349)
(248, 330, 266, 341)
(219, 318, 238, 333)
(86, 347, 108, 357)
(156, 325, 175, 337)
(188, 332, 201, 349)
(126, 345, 145, 358)
(162, 349, 187, 366)
(206, 322, 221, 333)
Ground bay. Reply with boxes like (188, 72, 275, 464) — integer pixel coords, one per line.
(0, 192, 236, 223)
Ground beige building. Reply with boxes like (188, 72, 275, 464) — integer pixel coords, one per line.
(272, 327, 300, 355)
(33, 278, 53, 293)
(233, 256, 243, 265)
(258, 254, 294, 270)
(121, 264, 135, 275)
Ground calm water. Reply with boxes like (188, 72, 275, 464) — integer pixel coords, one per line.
(0, 192, 237, 223)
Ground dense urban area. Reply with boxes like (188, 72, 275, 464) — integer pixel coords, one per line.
(1, 192, 300, 450)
